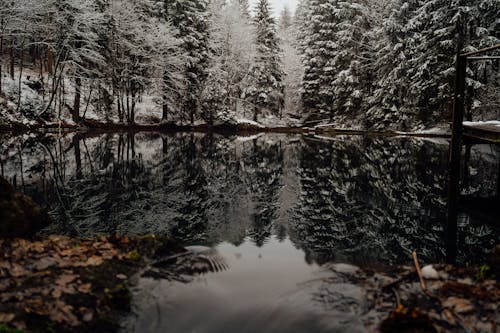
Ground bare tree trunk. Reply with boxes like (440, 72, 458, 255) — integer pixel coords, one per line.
(18, 147, 25, 193)
(0, 31, 3, 96)
(16, 43, 24, 112)
(40, 49, 65, 116)
(117, 93, 123, 122)
(82, 85, 93, 119)
(126, 87, 130, 123)
(130, 86, 136, 124)
(190, 103, 195, 125)
(73, 76, 81, 122)
(73, 135, 82, 179)
(47, 48, 53, 75)
(39, 47, 43, 77)
(162, 96, 168, 121)
(162, 73, 169, 121)
(9, 39, 14, 80)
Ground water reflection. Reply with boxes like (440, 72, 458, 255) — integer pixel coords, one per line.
(0, 132, 498, 265)
(125, 237, 366, 333)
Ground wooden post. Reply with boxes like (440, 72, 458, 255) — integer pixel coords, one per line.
(446, 54, 467, 264)
(73, 76, 81, 122)
(73, 135, 82, 179)
(497, 153, 500, 202)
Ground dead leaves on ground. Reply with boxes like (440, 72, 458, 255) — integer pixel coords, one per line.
(0, 235, 133, 329)
(376, 265, 499, 333)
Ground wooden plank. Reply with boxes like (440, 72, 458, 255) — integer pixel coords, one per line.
(463, 124, 500, 144)
(460, 43, 500, 57)
(467, 56, 500, 61)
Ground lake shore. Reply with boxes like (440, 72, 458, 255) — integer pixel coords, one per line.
(0, 118, 451, 138)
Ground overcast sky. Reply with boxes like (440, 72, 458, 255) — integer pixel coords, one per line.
(249, 0, 298, 17)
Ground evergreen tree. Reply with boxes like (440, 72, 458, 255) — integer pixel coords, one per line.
(163, 0, 211, 124)
(329, 0, 372, 120)
(366, 0, 421, 129)
(300, 0, 338, 118)
(201, 0, 255, 123)
(279, 5, 292, 31)
(407, 0, 499, 124)
(238, 0, 251, 18)
(292, 0, 310, 55)
(248, 0, 284, 121)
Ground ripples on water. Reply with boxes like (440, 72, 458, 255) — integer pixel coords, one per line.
(1, 132, 498, 332)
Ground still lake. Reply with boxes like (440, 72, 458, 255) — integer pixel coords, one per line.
(1, 131, 498, 332)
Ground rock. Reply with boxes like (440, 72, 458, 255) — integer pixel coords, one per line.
(331, 263, 360, 275)
(0, 176, 51, 238)
(185, 245, 213, 254)
(457, 277, 473, 285)
(421, 265, 439, 280)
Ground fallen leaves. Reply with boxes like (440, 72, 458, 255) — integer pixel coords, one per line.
(0, 234, 185, 332)
(56, 273, 79, 286)
(374, 264, 500, 333)
(0, 235, 135, 330)
(78, 283, 92, 294)
(0, 313, 15, 323)
(442, 297, 474, 314)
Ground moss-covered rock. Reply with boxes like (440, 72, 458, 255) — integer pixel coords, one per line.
(0, 176, 51, 238)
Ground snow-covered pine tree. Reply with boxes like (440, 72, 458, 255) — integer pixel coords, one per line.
(150, 0, 186, 123)
(407, 0, 499, 125)
(467, 0, 500, 120)
(201, 0, 255, 123)
(300, 0, 338, 120)
(366, 0, 421, 130)
(248, 0, 284, 121)
(328, 0, 373, 122)
(163, 0, 211, 125)
(238, 0, 251, 18)
(279, 5, 292, 31)
(280, 3, 304, 117)
(300, 0, 373, 123)
(292, 0, 310, 55)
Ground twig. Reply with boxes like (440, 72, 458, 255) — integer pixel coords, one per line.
(381, 269, 416, 292)
(391, 287, 401, 307)
(412, 250, 426, 291)
(412, 251, 443, 303)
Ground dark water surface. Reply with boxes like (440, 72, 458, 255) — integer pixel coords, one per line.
(1, 132, 498, 332)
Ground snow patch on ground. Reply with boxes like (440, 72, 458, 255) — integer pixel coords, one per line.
(314, 123, 365, 131)
(413, 127, 450, 135)
(235, 118, 265, 128)
(235, 133, 265, 142)
(313, 135, 349, 142)
(413, 137, 450, 146)
(463, 120, 500, 127)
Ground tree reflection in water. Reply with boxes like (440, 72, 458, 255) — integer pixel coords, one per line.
(1, 132, 498, 265)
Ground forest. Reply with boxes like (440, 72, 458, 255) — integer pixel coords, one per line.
(0, 0, 498, 131)
(1, 1, 500, 332)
